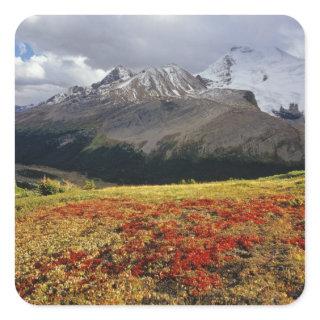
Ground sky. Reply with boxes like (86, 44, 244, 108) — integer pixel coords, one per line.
(15, 15, 304, 105)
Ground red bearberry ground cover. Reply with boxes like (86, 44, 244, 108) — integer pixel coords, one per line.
(16, 191, 304, 305)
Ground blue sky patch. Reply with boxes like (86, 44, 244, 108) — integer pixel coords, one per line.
(15, 41, 35, 61)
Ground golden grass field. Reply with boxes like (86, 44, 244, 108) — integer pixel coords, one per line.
(15, 171, 304, 305)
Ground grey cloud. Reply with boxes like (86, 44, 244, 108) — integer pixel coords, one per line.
(16, 15, 304, 73)
(15, 83, 65, 105)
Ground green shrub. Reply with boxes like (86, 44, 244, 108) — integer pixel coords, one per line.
(38, 177, 65, 196)
(60, 179, 75, 192)
(15, 185, 33, 198)
(84, 179, 96, 190)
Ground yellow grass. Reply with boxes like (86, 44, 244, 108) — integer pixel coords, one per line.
(16, 171, 304, 217)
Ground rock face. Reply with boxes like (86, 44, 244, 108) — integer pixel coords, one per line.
(272, 103, 304, 120)
(16, 62, 304, 183)
(91, 65, 134, 89)
(199, 46, 305, 115)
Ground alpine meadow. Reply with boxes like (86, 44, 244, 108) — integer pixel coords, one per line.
(15, 15, 305, 305)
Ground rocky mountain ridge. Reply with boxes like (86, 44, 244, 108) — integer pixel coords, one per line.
(39, 64, 207, 107)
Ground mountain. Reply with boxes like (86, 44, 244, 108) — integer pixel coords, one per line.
(15, 104, 36, 113)
(199, 46, 305, 115)
(16, 63, 304, 184)
(91, 65, 134, 88)
(41, 64, 206, 107)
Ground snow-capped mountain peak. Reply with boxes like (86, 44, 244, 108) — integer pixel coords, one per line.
(42, 63, 207, 107)
(127, 64, 206, 97)
(199, 46, 304, 114)
(92, 65, 134, 89)
(43, 65, 135, 106)
(45, 85, 90, 105)
(33, 47, 303, 115)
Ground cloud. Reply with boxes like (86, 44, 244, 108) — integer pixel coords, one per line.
(16, 16, 304, 71)
(15, 52, 106, 104)
(278, 19, 305, 58)
(15, 56, 46, 81)
(15, 83, 65, 106)
(16, 15, 304, 105)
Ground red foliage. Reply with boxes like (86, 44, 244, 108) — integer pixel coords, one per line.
(183, 270, 221, 295)
(19, 194, 303, 300)
(131, 262, 145, 277)
(52, 257, 72, 266)
(81, 258, 102, 270)
(282, 237, 305, 249)
(237, 235, 262, 250)
(69, 250, 87, 263)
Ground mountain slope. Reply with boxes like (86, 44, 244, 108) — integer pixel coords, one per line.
(16, 63, 304, 183)
(199, 46, 304, 114)
(15, 104, 36, 113)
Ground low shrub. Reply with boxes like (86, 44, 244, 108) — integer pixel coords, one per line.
(38, 177, 65, 196)
(84, 179, 96, 190)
